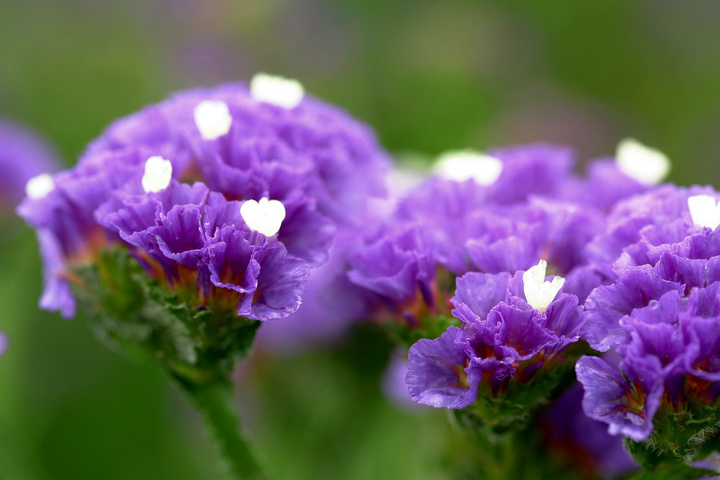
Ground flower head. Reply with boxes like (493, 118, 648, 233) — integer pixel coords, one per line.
(18, 79, 389, 321)
(407, 269, 582, 409)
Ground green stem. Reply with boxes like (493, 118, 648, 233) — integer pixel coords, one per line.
(180, 378, 268, 480)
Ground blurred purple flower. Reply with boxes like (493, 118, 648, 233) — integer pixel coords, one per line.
(0, 118, 60, 210)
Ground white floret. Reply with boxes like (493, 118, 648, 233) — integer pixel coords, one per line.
(25, 173, 55, 199)
(688, 194, 720, 230)
(250, 73, 305, 109)
(433, 150, 503, 186)
(142, 156, 173, 193)
(616, 138, 670, 186)
(523, 260, 565, 313)
(194, 100, 233, 140)
(240, 197, 286, 237)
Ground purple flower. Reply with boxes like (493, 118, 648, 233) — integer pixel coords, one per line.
(585, 185, 714, 275)
(578, 285, 720, 442)
(84, 81, 389, 229)
(19, 77, 388, 321)
(407, 264, 583, 408)
(98, 180, 310, 321)
(483, 144, 575, 205)
(406, 326, 479, 409)
(562, 159, 647, 213)
(0, 118, 60, 209)
(576, 355, 663, 442)
(395, 177, 488, 275)
(395, 166, 606, 279)
(576, 181, 720, 446)
(0, 332, 7, 357)
(17, 150, 145, 317)
(581, 266, 684, 352)
(395, 145, 576, 277)
(347, 223, 436, 309)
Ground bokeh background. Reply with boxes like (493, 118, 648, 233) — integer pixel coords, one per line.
(2, 1, 720, 479)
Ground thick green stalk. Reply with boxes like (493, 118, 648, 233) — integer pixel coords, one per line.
(180, 378, 268, 480)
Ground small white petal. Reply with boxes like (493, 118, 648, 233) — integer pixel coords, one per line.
(142, 156, 173, 193)
(616, 138, 670, 186)
(523, 260, 565, 313)
(240, 197, 286, 237)
(194, 100, 233, 140)
(250, 73, 305, 109)
(688, 194, 720, 230)
(433, 150, 503, 186)
(25, 173, 55, 199)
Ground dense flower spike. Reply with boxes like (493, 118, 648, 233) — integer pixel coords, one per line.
(347, 144, 635, 335)
(22, 93, 720, 479)
(18, 79, 389, 319)
(14, 77, 396, 480)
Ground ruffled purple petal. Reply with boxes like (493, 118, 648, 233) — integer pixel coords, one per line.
(576, 356, 663, 442)
(406, 326, 479, 409)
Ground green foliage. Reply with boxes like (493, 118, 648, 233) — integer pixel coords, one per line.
(71, 247, 260, 385)
(454, 342, 592, 438)
(624, 402, 720, 478)
(383, 313, 461, 348)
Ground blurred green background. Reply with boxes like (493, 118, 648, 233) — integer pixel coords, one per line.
(2, 1, 720, 479)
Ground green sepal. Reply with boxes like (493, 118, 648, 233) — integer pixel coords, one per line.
(624, 402, 720, 477)
(454, 341, 593, 437)
(71, 247, 261, 384)
(623, 446, 715, 480)
(383, 313, 460, 349)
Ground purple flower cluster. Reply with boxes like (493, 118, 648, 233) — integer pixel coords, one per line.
(577, 186, 720, 442)
(346, 145, 647, 330)
(339, 144, 663, 411)
(18, 78, 389, 320)
(406, 266, 582, 408)
(343, 139, 720, 470)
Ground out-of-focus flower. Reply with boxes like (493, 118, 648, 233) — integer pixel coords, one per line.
(0, 332, 7, 357)
(541, 385, 638, 479)
(0, 118, 60, 213)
